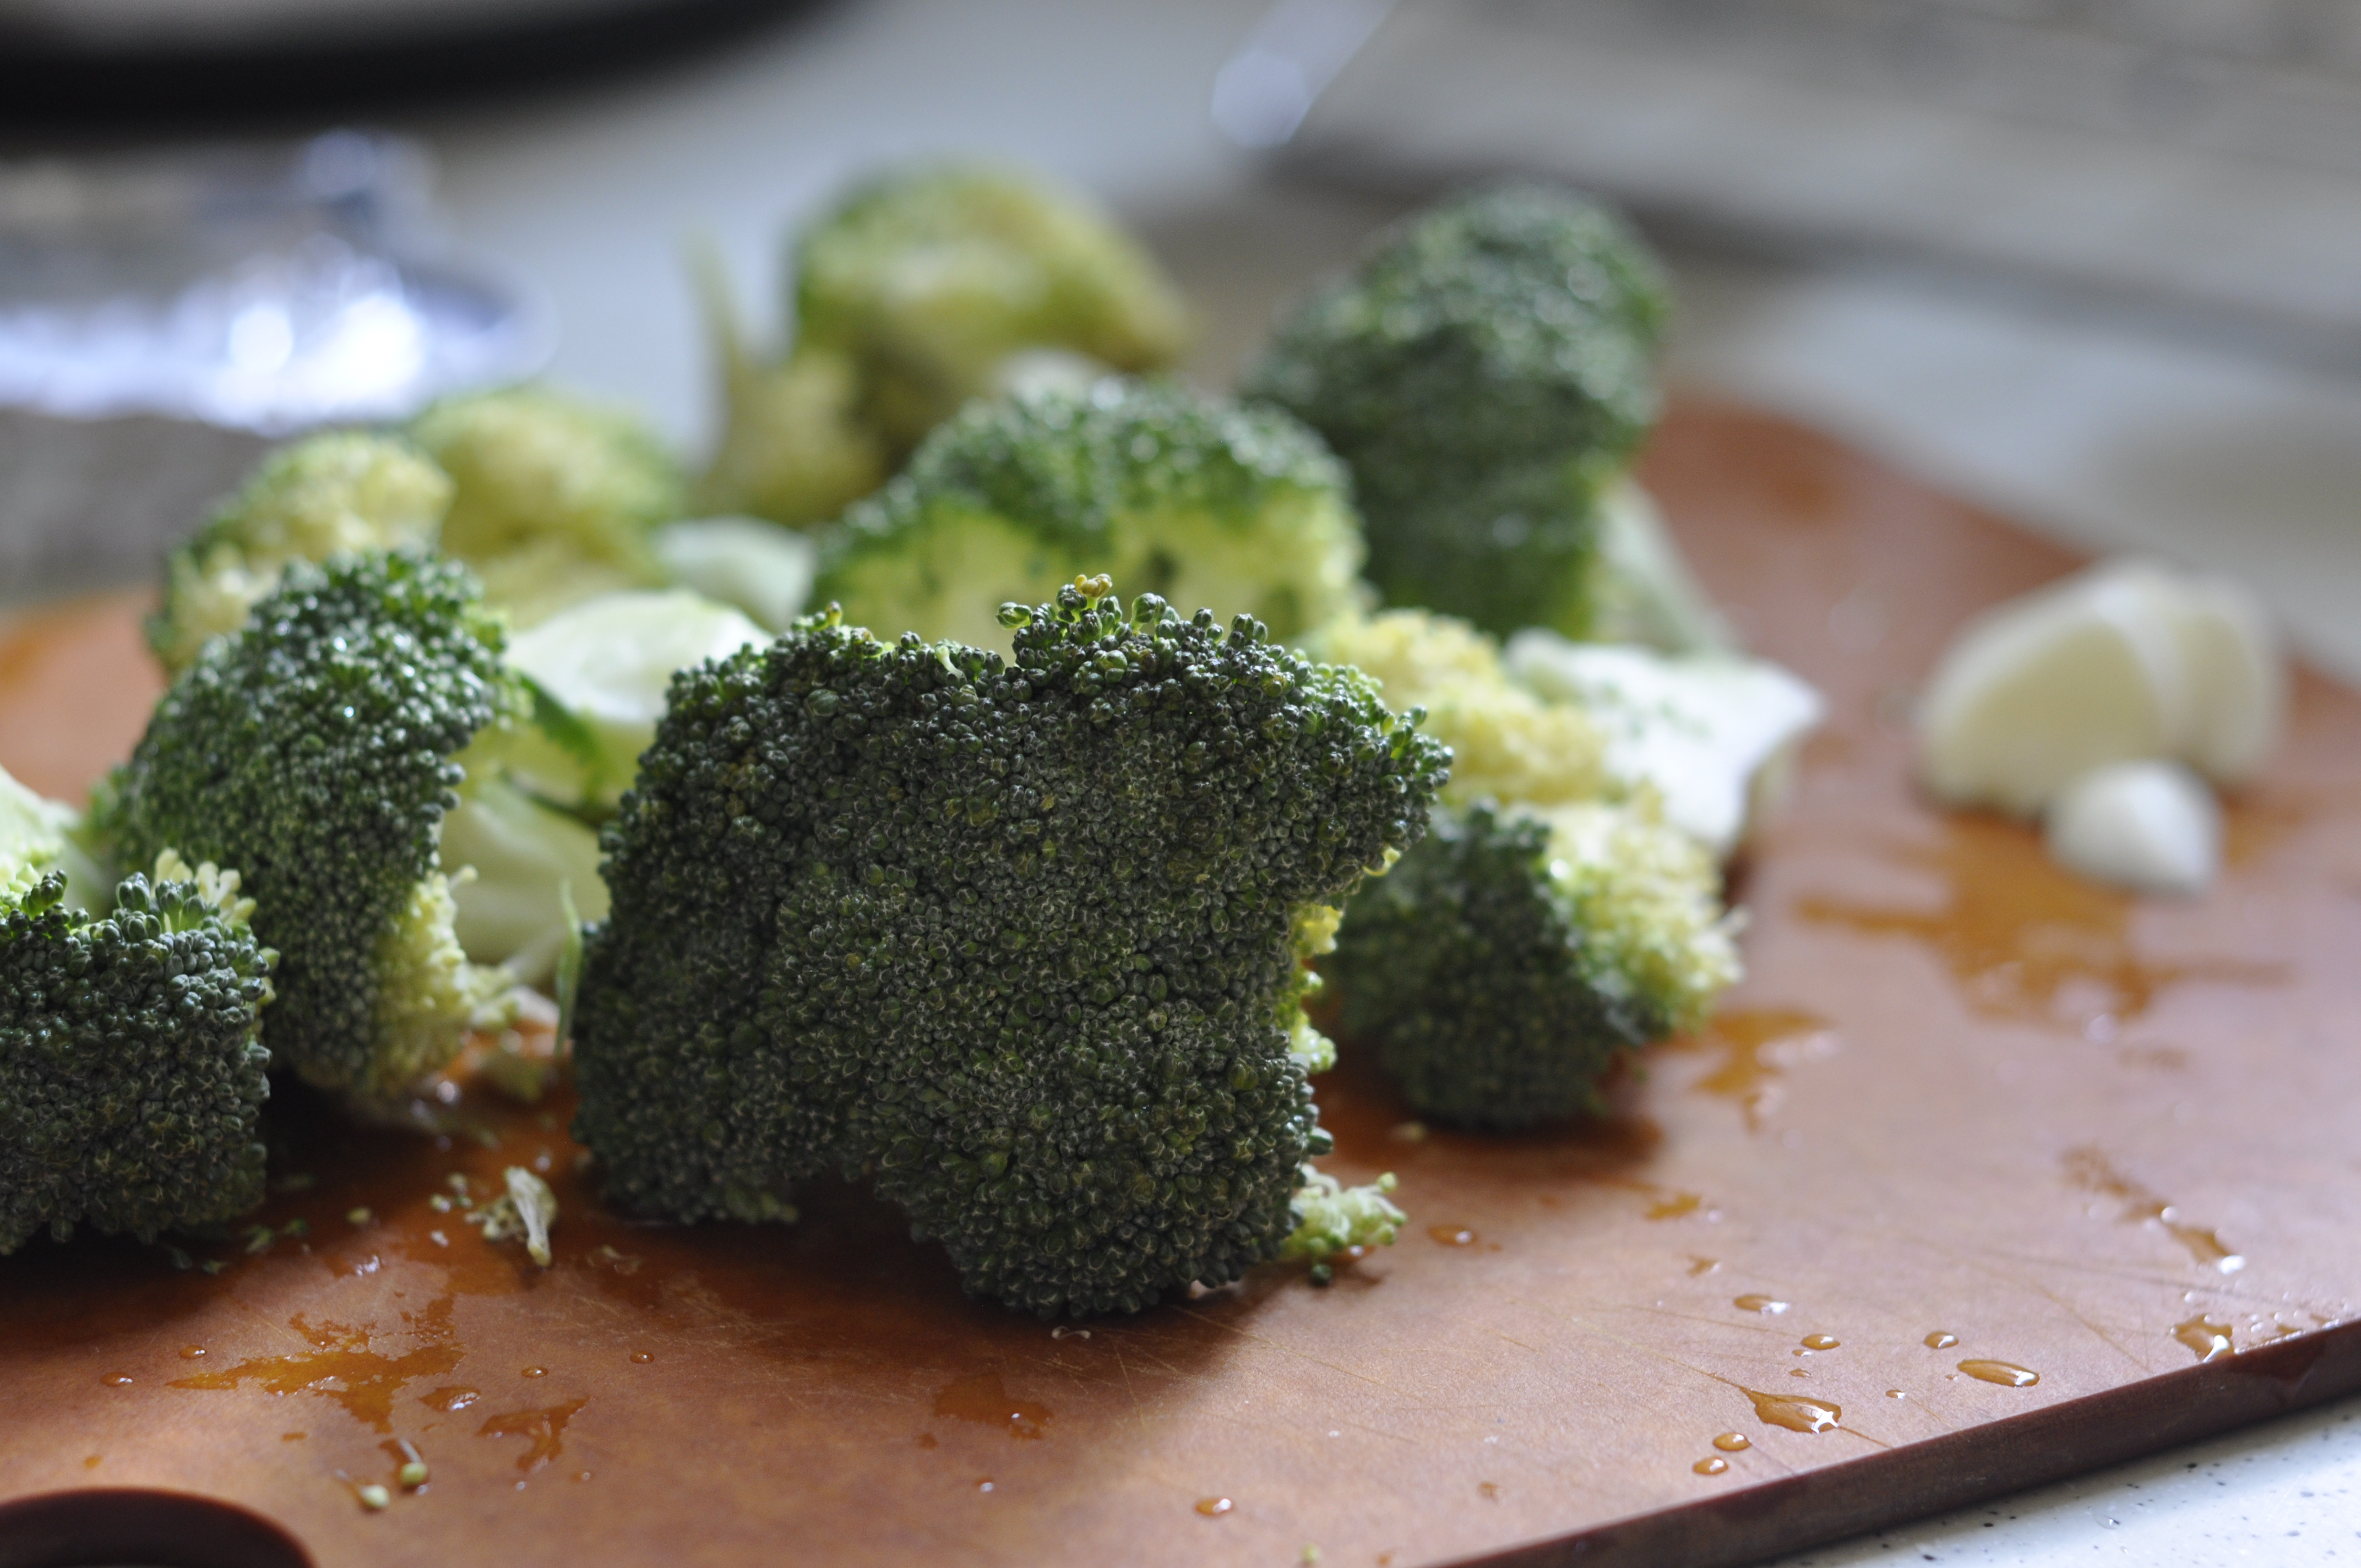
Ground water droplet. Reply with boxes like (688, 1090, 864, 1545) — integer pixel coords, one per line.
(977, 1480, 995, 1494)
(521, 1366, 547, 1378)
(1958, 1360, 2040, 1387)
(1694, 1456, 1729, 1475)
(1743, 1389, 1842, 1434)
(102, 1374, 134, 1387)
(1734, 1294, 1789, 1314)
(1428, 1226, 1478, 1247)
(572, 1470, 592, 1483)
(1687, 1256, 1721, 1276)
(629, 1352, 654, 1365)
(1801, 1333, 1841, 1351)
(178, 1346, 206, 1360)
(1712, 1433, 1750, 1451)
(1924, 1331, 1959, 1349)
(1195, 1497, 1233, 1517)
(2174, 1315, 2234, 1362)
(1885, 1390, 1907, 1399)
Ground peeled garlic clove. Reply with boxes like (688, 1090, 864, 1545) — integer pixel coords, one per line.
(1918, 564, 2191, 816)
(2167, 574, 2285, 787)
(2044, 759, 2221, 897)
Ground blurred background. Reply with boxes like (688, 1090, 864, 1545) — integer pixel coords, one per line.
(0, 1, 2357, 1559)
(3, 0, 2360, 685)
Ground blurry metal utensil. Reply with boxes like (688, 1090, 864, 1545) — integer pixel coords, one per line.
(0, 129, 548, 433)
(0, 129, 548, 601)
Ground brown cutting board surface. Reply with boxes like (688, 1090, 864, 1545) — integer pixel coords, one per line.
(2, 400, 2357, 1568)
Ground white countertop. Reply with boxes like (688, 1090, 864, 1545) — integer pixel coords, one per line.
(393, 3, 2361, 1560)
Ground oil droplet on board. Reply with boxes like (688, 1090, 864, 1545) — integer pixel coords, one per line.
(1801, 1334, 1841, 1351)
(1694, 1457, 1729, 1475)
(572, 1471, 591, 1483)
(1688, 1256, 1721, 1276)
(1743, 1389, 1842, 1434)
(178, 1346, 205, 1360)
(1924, 1331, 1959, 1349)
(1646, 1191, 1704, 1221)
(2174, 1316, 2234, 1362)
(1734, 1294, 1790, 1314)
(1958, 1360, 2041, 1387)
(282, 1432, 306, 1441)
(81, 1456, 100, 1470)
(1712, 1433, 1750, 1452)
(1429, 1226, 1478, 1246)
(629, 1352, 654, 1365)
(1675, 1008, 1837, 1130)
(2065, 1149, 2244, 1271)
(934, 1371, 1052, 1439)
(1195, 1497, 1233, 1517)
(477, 1398, 589, 1472)
(521, 1366, 547, 1378)
(1478, 1482, 1500, 1500)
(102, 1375, 133, 1387)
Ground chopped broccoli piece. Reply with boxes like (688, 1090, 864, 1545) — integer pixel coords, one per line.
(484, 587, 770, 816)
(815, 380, 1365, 650)
(693, 290, 893, 525)
(1298, 608, 1611, 808)
(1281, 1168, 1404, 1264)
(795, 164, 1192, 453)
(408, 386, 686, 627)
(148, 433, 451, 673)
(441, 775, 609, 984)
(573, 577, 1448, 1316)
(2, 813, 277, 1254)
(1243, 182, 1670, 639)
(475, 1166, 559, 1267)
(92, 552, 520, 1101)
(1326, 798, 1738, 1129)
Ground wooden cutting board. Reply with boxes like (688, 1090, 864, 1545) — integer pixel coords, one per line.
(2, 399, 2356, 1568)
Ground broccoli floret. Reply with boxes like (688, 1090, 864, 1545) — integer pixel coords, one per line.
(691, 252, 893, 528)
(92, 552, 519, 1101)
(1243, 182, 1670, 639)
(1327, 798, 1738, 1129)
(814, 380, 1364, 650)
(2, 764, 277, 1253)
(1298, 608, 1611, 808)
(573, 577, 1447, 1316)
(148, 433, 451, 674)
(1303, 608, 1741, 1126)
(408, 386, 685, 627)
(795, 165, 1192, 455)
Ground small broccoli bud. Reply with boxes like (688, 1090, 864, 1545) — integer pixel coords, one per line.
(1282, 1168, 1405, 1265)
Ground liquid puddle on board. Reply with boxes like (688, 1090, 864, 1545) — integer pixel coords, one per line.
(934, 1372, 1052, 1440)
(2065, 1148, 2245, 1272)
(477, 1398, 590, 1473)
(170, 1300, 463, 1433)
(1668, 1008, 1837, 1131)
(2175, 1316, 2235, 1362)
(1796, 816, 2280, 1030)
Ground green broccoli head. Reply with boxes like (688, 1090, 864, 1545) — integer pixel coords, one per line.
(1243, 182, 1670, 639)
(573, 576, 1448, 1316)
(148, 433, 452, 674)
(814, 380, 1365, 650)
(93, 551, 520, 1102)
(1326, 798, 1739, 1129)
(695, 329, 893, 528)
(408, 386, 685, 627)
(1, 843, 276, 1255)
(795, 165, 1191, 451)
